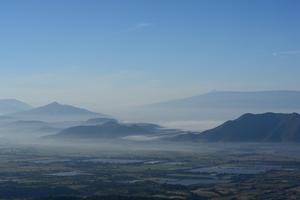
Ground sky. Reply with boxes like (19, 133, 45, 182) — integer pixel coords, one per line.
(0, 0, 300, 112)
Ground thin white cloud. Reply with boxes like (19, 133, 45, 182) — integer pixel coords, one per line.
(272, 50, 300, 56)
(120, 22, 154, 33)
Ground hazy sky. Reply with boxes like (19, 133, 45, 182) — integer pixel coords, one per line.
(0, 0, 300, 112)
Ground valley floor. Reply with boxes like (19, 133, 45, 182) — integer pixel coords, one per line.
(0, 141, 299, 200)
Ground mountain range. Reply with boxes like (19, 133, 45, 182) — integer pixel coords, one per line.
(0, 120, 60, 137)
(148, 91, 300, 110)
(0, 99, 32, 115)
(47, 112, 300, 143)
(1, 93, 300, 143)
(9, 102, 106, 122)
(123, 90, 300, 122)
(0, 102, 109, 138)
(46, 121, 185, 140)
(174, 113, 300, 142)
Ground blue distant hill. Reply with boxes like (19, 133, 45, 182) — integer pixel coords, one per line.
(0, 99, 32, 115)
(10, 102, 107, 122)
(134, 90, 300, 121)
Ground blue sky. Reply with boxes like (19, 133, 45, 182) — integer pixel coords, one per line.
(0, 0, 300, 111)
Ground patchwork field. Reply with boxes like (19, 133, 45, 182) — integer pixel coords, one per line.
(0, 141, 299, 199)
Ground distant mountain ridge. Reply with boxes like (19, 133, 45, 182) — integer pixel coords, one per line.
(21, 102, 100, 115)
(148, 90, 300, 109)
(0, 119, 61, 137)
(0, 99, 32, 115)
(131, 90, 300, 122)
(10, 102, 107, 122)
(175, 113, 300, 142)
(46, 120, 187, 140)
(84, 117, 118, 126)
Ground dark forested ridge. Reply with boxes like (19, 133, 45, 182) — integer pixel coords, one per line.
(198, 113, 300, 142)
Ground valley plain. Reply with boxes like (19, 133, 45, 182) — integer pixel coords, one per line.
(0, 141, 299, 200)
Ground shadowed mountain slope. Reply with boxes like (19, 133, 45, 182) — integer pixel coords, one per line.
(46, 121, 186, 140)
(175, 113, 300, 142)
